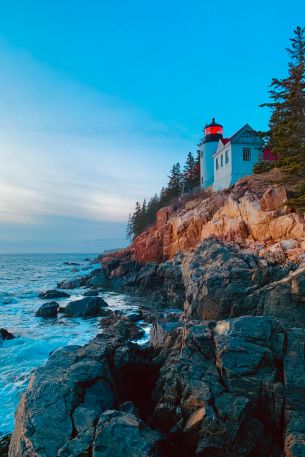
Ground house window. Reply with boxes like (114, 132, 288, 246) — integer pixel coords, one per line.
(221, 154, 223, 167)
(225, 150, 229, 164)
(243, 148, 251, 161)
(216, 158, 219, 170)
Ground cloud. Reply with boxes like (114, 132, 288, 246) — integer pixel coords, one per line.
(0, 42, 194, 252)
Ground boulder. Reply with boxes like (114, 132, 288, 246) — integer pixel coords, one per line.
(0, 328, 14, 342)
(64, 297, 109, 318)
(83, 290, 99, 297)
(9, 341, 114, 457)
(260, 185, 287, 211)
(92, 410, 161, 456)
(35, 301, 59, 318)
(87, 270, 110, 288)
(57, 278, 83, 289)
(125, 311, 143, 322)
(150, 322, 181, 349)
(39, 289, 70, 299)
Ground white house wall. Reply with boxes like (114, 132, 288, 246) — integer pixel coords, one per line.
(213, 146, 232, 191)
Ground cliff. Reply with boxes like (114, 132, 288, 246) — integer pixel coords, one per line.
(8, 171, 305, 457)
(108, 170, 305, 266)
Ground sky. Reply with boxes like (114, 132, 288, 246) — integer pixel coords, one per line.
(0, 0, 304, 253)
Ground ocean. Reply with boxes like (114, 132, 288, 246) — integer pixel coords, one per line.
(0, 253, 149, 437)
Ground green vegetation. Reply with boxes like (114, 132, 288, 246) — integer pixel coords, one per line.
(127, 151, 200, 240)
(260, 26, 305, 208)
(253, 160, 276, 174)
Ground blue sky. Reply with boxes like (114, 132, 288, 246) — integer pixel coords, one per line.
(0, 0, 304, 253)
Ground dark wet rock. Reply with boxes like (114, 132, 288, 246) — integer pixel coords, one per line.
(71, 268, 79, 273)
(10, 313, 298, 457)
(150, 321, 182, 349)
(64, 297, 109, 318)
(35, 301, 59, 318)
(0, 328, 14, 342)
(237, 266, 305, 327)
(76, 239, 301, 323)
(92, 410, 161, 457)
(9, 317, 158, 457)
(83, 290, 99, 297)
(283, 328, 305, 456)
(125, 310, 143, 322)
(87, 269, 111, 289)
(9, 313, 305, 456)
(57, 277, 84, 289)
(84, 257, 91, 261)
(0, 436, 10, 457)
(151, 315, 287, 456)
(183, 239, 296, 322)
(63, 262, 80, 266)
(119, 401, 139, 416)
(38, 289, 70, 299)
(100, 315, 145, 341)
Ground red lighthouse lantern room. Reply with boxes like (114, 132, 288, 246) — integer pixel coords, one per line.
(204, 118, 223, 143)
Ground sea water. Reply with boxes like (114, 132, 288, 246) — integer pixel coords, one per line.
(0, 253, 150, 436)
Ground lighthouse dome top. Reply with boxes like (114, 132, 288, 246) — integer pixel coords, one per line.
(203, 118, 223, 142)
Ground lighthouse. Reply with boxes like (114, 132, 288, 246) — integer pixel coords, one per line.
(200, 118, 223, 189)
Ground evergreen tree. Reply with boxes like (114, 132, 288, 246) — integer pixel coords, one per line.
(182, 151, 201, 190)
(192, 150, 201, 188)
(165, 162, 182, 200)
(159, 186, 168, 208)
(146, 194, 160, 226)
(183, 152, 195, 190)
(131, 201, 142, 239)
(126, 214, 133, 242)
(261, 26, 305, 208)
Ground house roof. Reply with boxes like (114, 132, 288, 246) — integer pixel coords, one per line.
(213, 124, 263, 157)
(229, 123, 254, 143)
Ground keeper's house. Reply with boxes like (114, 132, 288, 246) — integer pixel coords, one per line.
(199, 118, 276, 191)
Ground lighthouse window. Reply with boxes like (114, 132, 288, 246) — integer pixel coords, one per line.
(225, 150, 229, 164)
(221, 154, 223, 167)
(216, 158, 219, 170)
(243, 148, 251, 161)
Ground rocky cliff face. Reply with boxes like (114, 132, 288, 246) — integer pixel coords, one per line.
(8, 171, 305, 457)
(114, 171, 305, 266)
(9, 314, 305, 457)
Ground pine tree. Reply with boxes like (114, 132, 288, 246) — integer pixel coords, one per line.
(131, 201, 142, 239)
(193, 149, 201, 187)
(126, 214, 133, 242)
(183, 152, 196, 190)
(166, 162, 182, 200)
(146, 194, 160, 226)
(261, 26, 305, 208)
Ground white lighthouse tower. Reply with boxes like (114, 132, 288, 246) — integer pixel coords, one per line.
(200, 118, 223, 189)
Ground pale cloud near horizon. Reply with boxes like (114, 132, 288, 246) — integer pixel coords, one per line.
(0, 42, 194, 252)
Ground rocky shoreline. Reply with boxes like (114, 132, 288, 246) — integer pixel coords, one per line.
(6, 236, 305, 456)
(6, 176, 305, 456)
